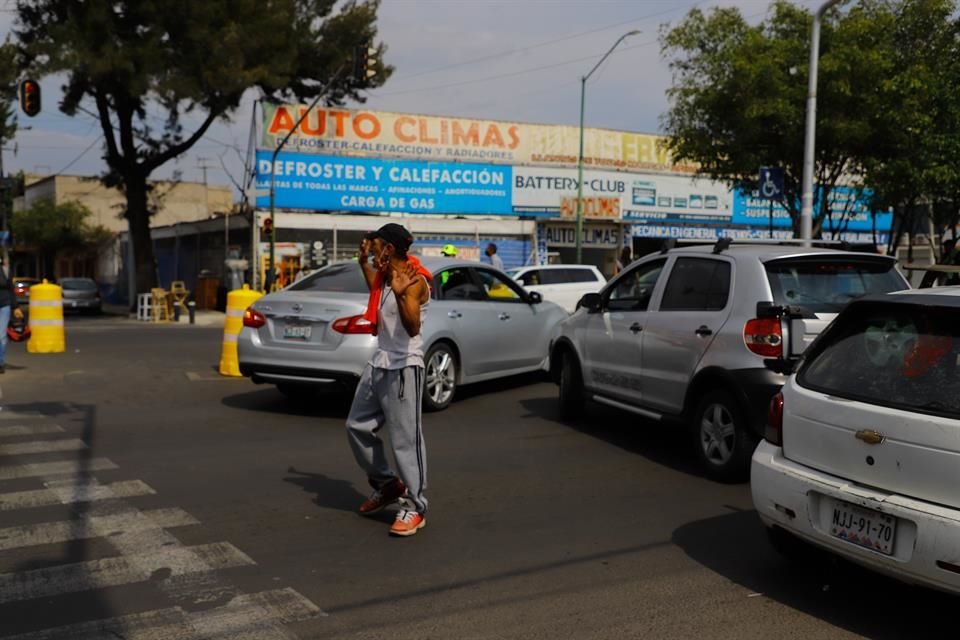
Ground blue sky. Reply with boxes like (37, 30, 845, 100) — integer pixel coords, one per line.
(0, 0, 821, 197)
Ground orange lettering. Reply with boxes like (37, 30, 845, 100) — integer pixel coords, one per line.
(451, 122, 479, 146)
(332, 111, 349, 137)
(353, 113, 381, 140)
(268, 106, 295, 135)
(482, 125, 505, 148)
(298, 108, 325, 136)
(440, 120, 449, 145)
(507, 125, 520, 150)
(395, 116, 417, 142)
(419, 118, 438, 144)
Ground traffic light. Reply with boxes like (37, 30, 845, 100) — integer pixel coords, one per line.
(19, 80, 41, 117)
(312, 241, 328, 267)
(353, 42, 378, 82)
(261, 217, 274, 238)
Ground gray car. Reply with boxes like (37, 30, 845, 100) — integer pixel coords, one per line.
(238, 258, 568, 411)
(550, 241, 909, 480)
(59, 277, 102, 314)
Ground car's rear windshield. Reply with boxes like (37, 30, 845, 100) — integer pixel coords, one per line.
(288, 263, 368, 293)
(764, 257, 905, 313)
(60, 278, 97, 291)
(798, 299, 960, 419)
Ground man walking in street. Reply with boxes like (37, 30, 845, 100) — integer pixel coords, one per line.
(346, 223, 432, 537)
(485, 242, 504, 271)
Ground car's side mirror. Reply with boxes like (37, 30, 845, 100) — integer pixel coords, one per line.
(578, 292, 602, 313)
(527, 290, 543, 304)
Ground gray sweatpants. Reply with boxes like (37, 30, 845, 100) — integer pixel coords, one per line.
(346, 365, 428, 514)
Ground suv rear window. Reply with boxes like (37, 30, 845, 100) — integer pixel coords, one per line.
(765, 257, 905, 313)
(289, 263, 368, 293)
(798, 300, 960, 419)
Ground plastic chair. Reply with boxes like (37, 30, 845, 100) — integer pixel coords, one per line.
(151, 288, 171, 322)
(170, 281, 190, 314)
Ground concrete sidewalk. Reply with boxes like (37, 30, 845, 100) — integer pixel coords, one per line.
(103, 304, 226, 328)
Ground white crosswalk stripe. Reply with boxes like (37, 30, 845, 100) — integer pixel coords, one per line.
(0, 507, 198, 552)
(0, 541, 255, 604)
(0, 479, 155, 511)
(2, 588, 323, 640)
(0, 425, 64, 438)
(0, 439, 87, 455)
(0, 458, 118, 480)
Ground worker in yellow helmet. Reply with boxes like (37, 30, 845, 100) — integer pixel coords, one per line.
(440, 245, 457, 286)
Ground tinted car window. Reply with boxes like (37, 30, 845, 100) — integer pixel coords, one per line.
(516, 270, 542, 286)
(660, 258, 731, 311)
(438, 268, 485, 301)
(765, 258, 906, 313)
(566, 268, 601, 283)
(606, 259, 665, 312)
(799, 300, 960, 419)
(60, 278, 98, 291)
(538, 270, 568, 285)
(474, 268, 525, 302)
(289, 263, 368, 293)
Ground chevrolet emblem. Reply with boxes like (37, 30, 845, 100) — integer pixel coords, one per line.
(855, 430, 885, 445)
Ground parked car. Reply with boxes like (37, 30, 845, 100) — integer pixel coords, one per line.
(505, 265, 606, 313)
(752, 289, 960, 594)
(13, 277, 40, 306)
(549, 240, 909, 480)
(238, 259, 569, 411)
(59, 277, 102, 314)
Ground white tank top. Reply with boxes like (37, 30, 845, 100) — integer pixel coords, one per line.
(370, 277, 430, 369)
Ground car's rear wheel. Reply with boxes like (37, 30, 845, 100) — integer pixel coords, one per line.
(692, 389, 756, 482)
(423, 343, 457, 412)
(558, 352, 585, 420)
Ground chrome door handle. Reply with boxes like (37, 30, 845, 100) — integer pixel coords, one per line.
(498, 313, 511, 321)
(629, 322, 642, 334)
(695, 325, 713, 337)
(447, 311, 462, 319)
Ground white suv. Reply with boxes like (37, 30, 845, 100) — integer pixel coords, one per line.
(752, 289, 960, 594)
(506, 265, 606, 313)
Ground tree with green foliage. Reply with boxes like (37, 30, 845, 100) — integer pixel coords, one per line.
(14, 0, 392, 296)
(660, 0, 898, 238)
(11, 199, 110, 279)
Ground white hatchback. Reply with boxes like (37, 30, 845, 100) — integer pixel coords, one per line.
(752, 288, 960, 594)
(506, 265, 606, 313)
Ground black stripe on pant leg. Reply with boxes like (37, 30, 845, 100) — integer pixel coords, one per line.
(414, 366, 425, 508)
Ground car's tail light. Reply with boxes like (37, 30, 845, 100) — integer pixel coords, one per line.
(744, 317, 783, 358)
(243, 307, 266, 329)
(332, 314, 374, 334)
(766, 391, 784, 446)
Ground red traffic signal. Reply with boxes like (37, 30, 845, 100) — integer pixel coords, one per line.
(261, 217, 274, 237)
(19, 80, 41, 117)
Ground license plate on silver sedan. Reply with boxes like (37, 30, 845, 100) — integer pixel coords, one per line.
(283, 323, 311, 341)
(827, 497, 896, 556)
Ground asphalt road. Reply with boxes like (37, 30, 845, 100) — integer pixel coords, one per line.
(0, 316, 954, 639)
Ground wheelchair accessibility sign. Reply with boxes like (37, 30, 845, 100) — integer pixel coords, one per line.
(758, 167, 784, 199)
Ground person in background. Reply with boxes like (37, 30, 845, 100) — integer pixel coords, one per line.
(294, 265, 308, 283)
(0, 259, 24, 374)
(942, 239, 960, 285)
(440, 244, 457, 258)
(485, 243, 504, 271)
(614, 246, 632, 276)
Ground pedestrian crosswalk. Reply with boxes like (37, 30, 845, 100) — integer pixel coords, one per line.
(0, 408, 324, 638)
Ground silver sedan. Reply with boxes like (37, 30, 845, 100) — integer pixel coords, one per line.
(237, 258, 568, 411)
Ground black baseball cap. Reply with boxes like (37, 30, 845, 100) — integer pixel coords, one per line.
(366, 223, 413, 252)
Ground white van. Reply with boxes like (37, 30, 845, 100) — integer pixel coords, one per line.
(506, 265, 606, 313)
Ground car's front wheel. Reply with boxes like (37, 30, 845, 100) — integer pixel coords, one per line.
(558, 352, 585, 420)
(691, 389, 757, 482)
(423, 343, 457, 412)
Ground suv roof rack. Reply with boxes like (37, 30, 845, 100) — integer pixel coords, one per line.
(669, 237, 863, 254)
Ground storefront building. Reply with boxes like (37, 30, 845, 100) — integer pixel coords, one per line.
(254, 106, 893, 284)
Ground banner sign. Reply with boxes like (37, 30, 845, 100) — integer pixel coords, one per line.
(559, 196, 620, 221)
(261, 104, 696, 174)
(730, 186, 893, 233)
(545, 223, 625, 248)
(255, 151, 512, 215)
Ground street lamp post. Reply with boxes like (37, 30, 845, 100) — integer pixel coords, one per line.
(576, 30, 640, 264)
(799, 0, 843, 247)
